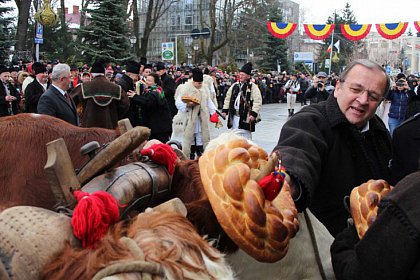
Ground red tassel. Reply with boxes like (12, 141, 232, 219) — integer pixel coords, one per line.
(71, 190, 120, 248)
(140, 143, 178, 175)
(258, 173, 282, 201)
(210, 112, 219, 123)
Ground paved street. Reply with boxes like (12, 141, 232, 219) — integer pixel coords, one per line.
(211, 103, 303, 153)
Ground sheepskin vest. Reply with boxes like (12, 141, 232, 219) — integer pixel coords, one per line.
(181, 81, 211, 156)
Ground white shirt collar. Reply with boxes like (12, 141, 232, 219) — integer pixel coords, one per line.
(52, 84, 66, 96)
(360, 122, 370, 133)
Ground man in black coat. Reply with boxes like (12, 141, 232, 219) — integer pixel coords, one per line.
(331, 170, 420, 280)
(390, 113, 420, 184)
(37, 63, 79, 126)
(0, 65, 20, 117)
(156, 62, 177, 118)
(274, 59, 392, 237)
(25, 62, 48, 113)
(117, 60, 142, 127)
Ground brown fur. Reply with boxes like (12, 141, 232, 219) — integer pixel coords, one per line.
(0, 114, 119, 210)
(41, 211, 230, 280)
(171, 159, 238, 254)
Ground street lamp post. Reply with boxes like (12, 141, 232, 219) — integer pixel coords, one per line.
(193, 44, 199, 65)
(129, 36, 137, 53)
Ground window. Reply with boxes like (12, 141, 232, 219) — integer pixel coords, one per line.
(185, 0, 193, 10)
(185, 16, 192, 25)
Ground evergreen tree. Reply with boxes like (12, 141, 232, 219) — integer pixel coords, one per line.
(41, 22, 75, 63)
(320, 2, 362, 73)
(78, 0, 131, 63)
(0, 0, 15, 64)
(257, 2, 290, 72)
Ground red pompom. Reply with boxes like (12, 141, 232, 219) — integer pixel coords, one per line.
(140, 143, 178, 175)
(71, 190, 120, 248)
(258, 173, 282, 201)
(210, 112, 219, 123)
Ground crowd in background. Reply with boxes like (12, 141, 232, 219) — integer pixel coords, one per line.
(1, 58, 420, 137)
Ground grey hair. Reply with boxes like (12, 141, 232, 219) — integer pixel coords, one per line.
(339, 59, 391, 97)
(51, 63, 70, 81)
(91, 73, 105, 78)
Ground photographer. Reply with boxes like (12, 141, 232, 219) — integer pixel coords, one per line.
(304, 71, 330, 104)
(387, 78, 412, 135)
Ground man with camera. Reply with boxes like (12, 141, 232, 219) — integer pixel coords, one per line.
(304, 71, 330, 104)
(386, 77, 412, 135)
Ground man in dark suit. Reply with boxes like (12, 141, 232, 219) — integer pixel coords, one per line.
(156, 61, 177, 118)
(37, 63, 79, 126)
(25, 62, 48, 113)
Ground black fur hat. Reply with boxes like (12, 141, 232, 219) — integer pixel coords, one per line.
(90, 59, 105, 74)
(32, 62, 47, 75)
(0, 65, 9, 74)
(192, 68, 203, 82)
(240, 62, 252, 75)
(126, 60, 140, 74)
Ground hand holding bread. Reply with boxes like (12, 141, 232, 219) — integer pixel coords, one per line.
(350, 179, 392, 239)
(199, 137, 299, 262)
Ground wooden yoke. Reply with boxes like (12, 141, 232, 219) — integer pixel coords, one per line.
(117, 118, 134, 134)
(117, 118, 143, 159)
(77, 126, 151, 186)
(44, 138, 80, 208)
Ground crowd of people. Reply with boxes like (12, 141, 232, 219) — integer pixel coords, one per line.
(1, 56, 420, 279)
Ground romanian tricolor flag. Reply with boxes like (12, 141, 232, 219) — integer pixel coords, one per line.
(341, 24, 372, 41)
(267, 22, 297, 39)
(376, 22, 408, 40)
(414, 21, 420, 33)
(304, 24, 335, 40)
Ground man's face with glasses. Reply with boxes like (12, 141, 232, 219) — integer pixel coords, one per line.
(334, 64, 387, 128)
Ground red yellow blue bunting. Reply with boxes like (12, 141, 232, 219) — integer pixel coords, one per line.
(304, 24, 335, 40)
(340, 24, 371, 41)
(414, 21, 420, 33)
(376, 22, 408, 40)
(267, 22, 297, 39)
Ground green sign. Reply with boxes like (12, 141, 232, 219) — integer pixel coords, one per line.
(163, 50, 173, 60)
(161, 42, 174, 60)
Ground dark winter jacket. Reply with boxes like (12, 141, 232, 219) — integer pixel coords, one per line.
(331, 171, 420, 280)
(25, 78, 46, 113)
(160, 73, 177, 118)
(273, 95, 392, 236)
(130, 85, 172, 141)
(387, 88, 411, 120)
(304, 85, 329, 103)
(118, 74, 143, 127)
(390, 113, 420, 184)
(405, 93, 420, 120)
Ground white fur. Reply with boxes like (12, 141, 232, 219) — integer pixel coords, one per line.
(227, 210, 335, 280)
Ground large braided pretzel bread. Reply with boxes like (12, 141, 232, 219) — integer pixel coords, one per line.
(350, 179, 392, 239)
(198, 137, 299, 262)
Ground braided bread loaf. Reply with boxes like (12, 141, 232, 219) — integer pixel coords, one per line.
(350, 179, 392, 239)
(181, 95, 200, 105)
(198, 138, 299, 263)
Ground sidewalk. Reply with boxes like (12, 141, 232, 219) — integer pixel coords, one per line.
(211, 103, 301, 153)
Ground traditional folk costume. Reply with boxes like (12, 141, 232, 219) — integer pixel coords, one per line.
(175, 68, 217, 159)
(222, 62, 262, 140)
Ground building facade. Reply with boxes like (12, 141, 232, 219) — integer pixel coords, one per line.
(365, 32, 420, 75)
(137, 0, 300, 67)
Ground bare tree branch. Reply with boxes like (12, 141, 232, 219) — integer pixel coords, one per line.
(139, 0, 178, 57)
